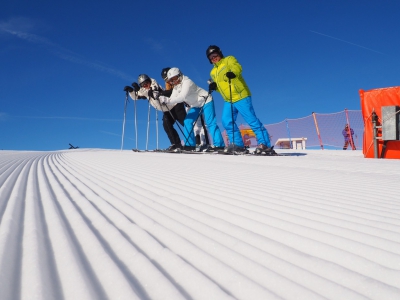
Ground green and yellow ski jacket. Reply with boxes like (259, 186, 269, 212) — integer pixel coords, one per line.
(210, 55, 251, 103)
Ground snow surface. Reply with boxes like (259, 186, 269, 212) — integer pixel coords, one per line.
(0, 148, 400, 300)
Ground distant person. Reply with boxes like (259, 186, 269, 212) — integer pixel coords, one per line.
(159, 67, 225, 152)
(342, 124, 356, 150)
(206, 45, 276, 155)
(124, 73, 186, 152)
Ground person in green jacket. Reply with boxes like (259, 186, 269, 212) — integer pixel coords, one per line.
(206, 45, 276, 155)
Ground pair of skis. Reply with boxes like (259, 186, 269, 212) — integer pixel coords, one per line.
(131, 148, 298, 156)
(147, 149, 282, 156)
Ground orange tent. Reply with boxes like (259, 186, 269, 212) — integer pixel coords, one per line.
(359, 87, 400, 159)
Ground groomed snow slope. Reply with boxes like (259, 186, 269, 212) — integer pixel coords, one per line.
(0, 149, 399, 300)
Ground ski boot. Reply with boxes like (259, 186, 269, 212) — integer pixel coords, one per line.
(254, 144, 278, 156)
(182, 146, 196, 152)
(164, 144, 182, 153)
(224, 144, 249, 155)
(203, 145, 225, 152)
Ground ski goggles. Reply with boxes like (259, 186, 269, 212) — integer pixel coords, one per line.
(140, 81, 151, 88)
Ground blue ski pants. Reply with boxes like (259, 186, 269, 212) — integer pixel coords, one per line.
(222, 96, 271, 147)
(184, 100, 225, 147)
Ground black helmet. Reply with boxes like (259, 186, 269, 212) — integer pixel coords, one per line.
(161, 67, 171, 81)
(138, 74, 151, 87)
(206, 45, 223, 63)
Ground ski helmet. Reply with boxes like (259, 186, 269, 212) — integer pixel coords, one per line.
(161, 67, 171, 81)
(206, 45, 223, 63)
(167, 67, 182, 83)
(138, 74, 151, 87)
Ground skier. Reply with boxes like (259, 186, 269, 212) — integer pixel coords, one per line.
(124, 74, 187, 151)
(159, 67, 225, 152)
(161, 67, 210, 152)
(342, 124, 356, 150)
(206, 45, 276, 155)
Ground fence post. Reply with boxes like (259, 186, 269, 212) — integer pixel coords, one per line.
(285, 119, 292, 149)
(312, 112, 324, 150)
(345, 108, 356, 150)
(372, 111, 379, 158)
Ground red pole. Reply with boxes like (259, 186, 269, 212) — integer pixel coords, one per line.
(312, 112, 324, 150)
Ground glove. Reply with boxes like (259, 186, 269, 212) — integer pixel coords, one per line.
(138, 96, 147, 99)
(131, 82, 140, 92)
(153, 90, 159, 99)
(208, 82, 217, 93)
(123, 86, 134, 93)
(160, 89, 173, 97)
(159, 96, 170, 105)
(147, 89, 154, 99)
(226, 71, 236, 79)
(148, 88, 160, 100)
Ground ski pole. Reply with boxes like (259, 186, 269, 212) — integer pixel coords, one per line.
(182, 93, 211, 147)
(156, 107, 159, 150)
(228, 76, 235, 151)
(148, 87, 163, 151)
(133, 92, 138, 151)
(150, 87, 189, 144)
(160, 100, 187, 139)
(200, 114, 210, 145)
(146, 100, 151, 151)
(121, 92, 129, 150)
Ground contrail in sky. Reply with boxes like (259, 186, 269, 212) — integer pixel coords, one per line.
(0, 19, 134, 81)
(12, 115, 121, 122)
(100, 130, 135, 140)
(310, 30, 386, 55)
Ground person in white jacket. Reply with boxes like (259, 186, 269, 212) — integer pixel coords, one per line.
(159, 68, 225, 151)
(126, 74, 187, 151)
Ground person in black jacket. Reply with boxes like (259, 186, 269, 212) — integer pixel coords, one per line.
(159, 68, 187, 151)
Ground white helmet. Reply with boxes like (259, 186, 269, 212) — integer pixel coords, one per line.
(167, 67, 182, 82)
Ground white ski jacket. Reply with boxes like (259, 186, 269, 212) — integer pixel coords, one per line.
(128, 78, 176, 112)
(168, 75, 212, 108)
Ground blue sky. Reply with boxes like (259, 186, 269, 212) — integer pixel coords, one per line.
(1, 0, 399, 151)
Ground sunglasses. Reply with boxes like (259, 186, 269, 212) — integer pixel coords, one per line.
(209, 54, 220, 60)
(169, 75, 180, 84)
(140, 81, 151, 88)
